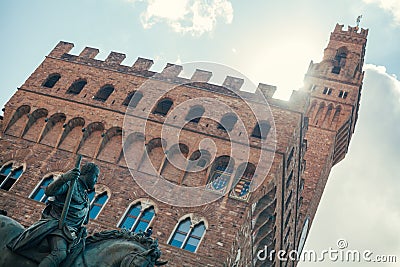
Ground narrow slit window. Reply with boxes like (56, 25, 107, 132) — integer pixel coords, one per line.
(286, 148, 294, 168)
(286, 170, 293, 189)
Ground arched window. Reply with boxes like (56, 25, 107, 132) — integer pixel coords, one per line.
(42, 73, 61, 88)
(169, 217, 206, 252)
(30, 174, 56, 202)
(123, 91, 143, 108)
(66, 79, 87, 95)
(332, 47, 348, 74)
(0, 163, 24, 191)
(119, 202, 155, 233)
(251, 121, 271, 139)
(217, 113, 237, 132)
(89, 192, 109, 219)
(152, 98, 173, 116)
(206, 156, 234, 194)
(93, 85, 114, 102)
(185, 106, 205, 124)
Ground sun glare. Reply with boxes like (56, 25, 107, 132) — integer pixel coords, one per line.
(241, 32, 325, 100)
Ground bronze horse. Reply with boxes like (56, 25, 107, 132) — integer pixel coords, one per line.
(0, 215, 167, 267)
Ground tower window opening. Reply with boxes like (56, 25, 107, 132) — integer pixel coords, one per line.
(332, 66, 341, 74)
(310, 84, 317, 92)
(338, 90, 348, 99)
(332, 47, 348, 74)
(323, 87, 332, 95)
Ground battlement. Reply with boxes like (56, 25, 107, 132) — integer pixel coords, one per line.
(333, 23, 368, 37)
(331, 24, 368, 45)
(46, 41, 308, 112)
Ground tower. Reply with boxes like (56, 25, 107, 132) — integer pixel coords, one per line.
(297, 23, 368, 248)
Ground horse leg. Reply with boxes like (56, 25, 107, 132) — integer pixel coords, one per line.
(38, 235, 68, 267)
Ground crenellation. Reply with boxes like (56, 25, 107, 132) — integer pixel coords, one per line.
(222, 76, 244, 91)
(104, 51, 126, 66)
(161, 63, 183, 78)
(48, 41, 74, 58)
(78, 47, 100, 59)
(332, 23, 368, 38)
(190, 69, 212, 82)
(45, 42, 296, 101)
(258, 83, 276, 99)
(132, 57, 154, 71)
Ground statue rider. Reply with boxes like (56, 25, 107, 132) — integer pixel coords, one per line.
(8, 161, 100, 267)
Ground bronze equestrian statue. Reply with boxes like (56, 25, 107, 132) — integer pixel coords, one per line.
(2, 156, 167, 266)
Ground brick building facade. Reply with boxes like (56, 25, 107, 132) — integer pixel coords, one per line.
(0, 23, 367, 266)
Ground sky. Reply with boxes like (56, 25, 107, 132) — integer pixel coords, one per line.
(0, 0, 399, 266)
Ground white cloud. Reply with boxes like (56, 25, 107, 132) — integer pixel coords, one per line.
(130, 0, 233, 36)
(365, 64, 400, 101)
(363, 0, 400, 24)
